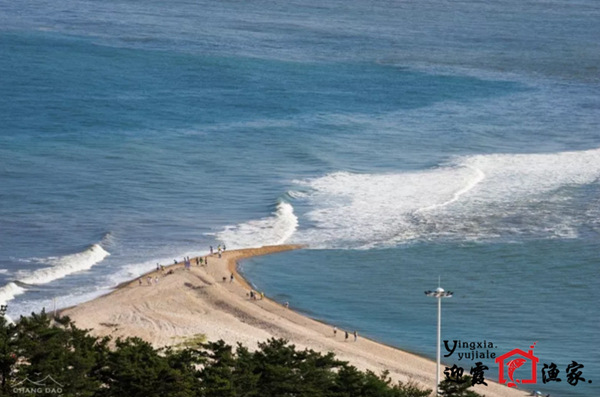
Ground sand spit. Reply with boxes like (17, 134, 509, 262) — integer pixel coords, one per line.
(63, 246, 528, 397)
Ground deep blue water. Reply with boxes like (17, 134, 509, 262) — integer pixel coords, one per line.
(1, 0, 599, 395)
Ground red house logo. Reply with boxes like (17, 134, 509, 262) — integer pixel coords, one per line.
(495, 343, 539, 387)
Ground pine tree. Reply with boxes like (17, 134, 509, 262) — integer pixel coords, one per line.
(438, 376, 483, 397)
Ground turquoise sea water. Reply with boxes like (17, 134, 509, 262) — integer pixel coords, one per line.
(1, 0, 599, 395)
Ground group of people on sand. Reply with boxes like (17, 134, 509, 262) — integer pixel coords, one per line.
(140, 242, 234, 284)
(139, 275, 160, 286)
(139, 245, 227, 286)
(176, 255, 211, 270)
(138, 262, 176, 286)
(209, 244, 226, 258)
(333, 326, 358, 342)
(195, 256, 206, 266)
(190, 256, 207, 266)
(248, 290, 265, 300)
(181, 256, 194, 270)
(158, 263, 174, 275)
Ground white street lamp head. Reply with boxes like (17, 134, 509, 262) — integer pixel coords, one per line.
(424, 289, 453, 298)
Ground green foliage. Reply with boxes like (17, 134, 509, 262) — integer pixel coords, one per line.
(438, 376, 483, 397)
(198, 338, 431, 397)
(0, 316, 18, 395)
(334, 367, 431, 397)
(13, 310, 107, 396)
(0, 312, 433, 397)
(249, 338, 340, 397)
(230, 344, 260, 397)
(96, 337, 200, 397)
(199, 340, 237, 397)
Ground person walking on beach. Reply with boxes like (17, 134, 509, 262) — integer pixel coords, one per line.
(333, 326, 337, 337)
(210, 246, 213, 254)
(230, 273, 234, 283)
(138, 278, 142, 286)
(345, 331, 349, 341)
(353, 330, 357, 342)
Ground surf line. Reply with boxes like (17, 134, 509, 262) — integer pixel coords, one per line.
(414, 165, 485, 214)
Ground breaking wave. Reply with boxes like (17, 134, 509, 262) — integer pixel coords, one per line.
(0, 243, 110, 305)
(216, 201, 298, 249)
(0, 282, 27, 307)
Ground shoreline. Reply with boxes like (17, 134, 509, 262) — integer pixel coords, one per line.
(234, 253, 431, 361)
(62, 246, 529, 397)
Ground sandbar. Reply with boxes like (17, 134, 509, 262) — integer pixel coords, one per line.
(62, 246, 528, 397)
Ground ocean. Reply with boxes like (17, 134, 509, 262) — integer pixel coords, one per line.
(1, 0, 598, 395)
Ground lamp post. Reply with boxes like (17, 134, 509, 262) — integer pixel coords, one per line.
(425, 286, 453, 396)
(0, 304, 8, 394)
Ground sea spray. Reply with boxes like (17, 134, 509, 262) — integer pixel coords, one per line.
(215, 201, 298, 249)
(0, 282, 26, 306)
(0, 244, 110, 305)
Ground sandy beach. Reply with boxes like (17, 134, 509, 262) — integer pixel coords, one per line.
(62, 246, 529, 397)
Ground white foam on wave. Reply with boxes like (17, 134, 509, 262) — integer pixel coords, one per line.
(0, 244, 110, 305)
(415, 166, 486, 214)
(216, 201, 298, 249)
(0, 282, 27, 306)
(21, 244, 110, 285)
(286, 190, 309, 199)
(291, 147, 600, 248)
